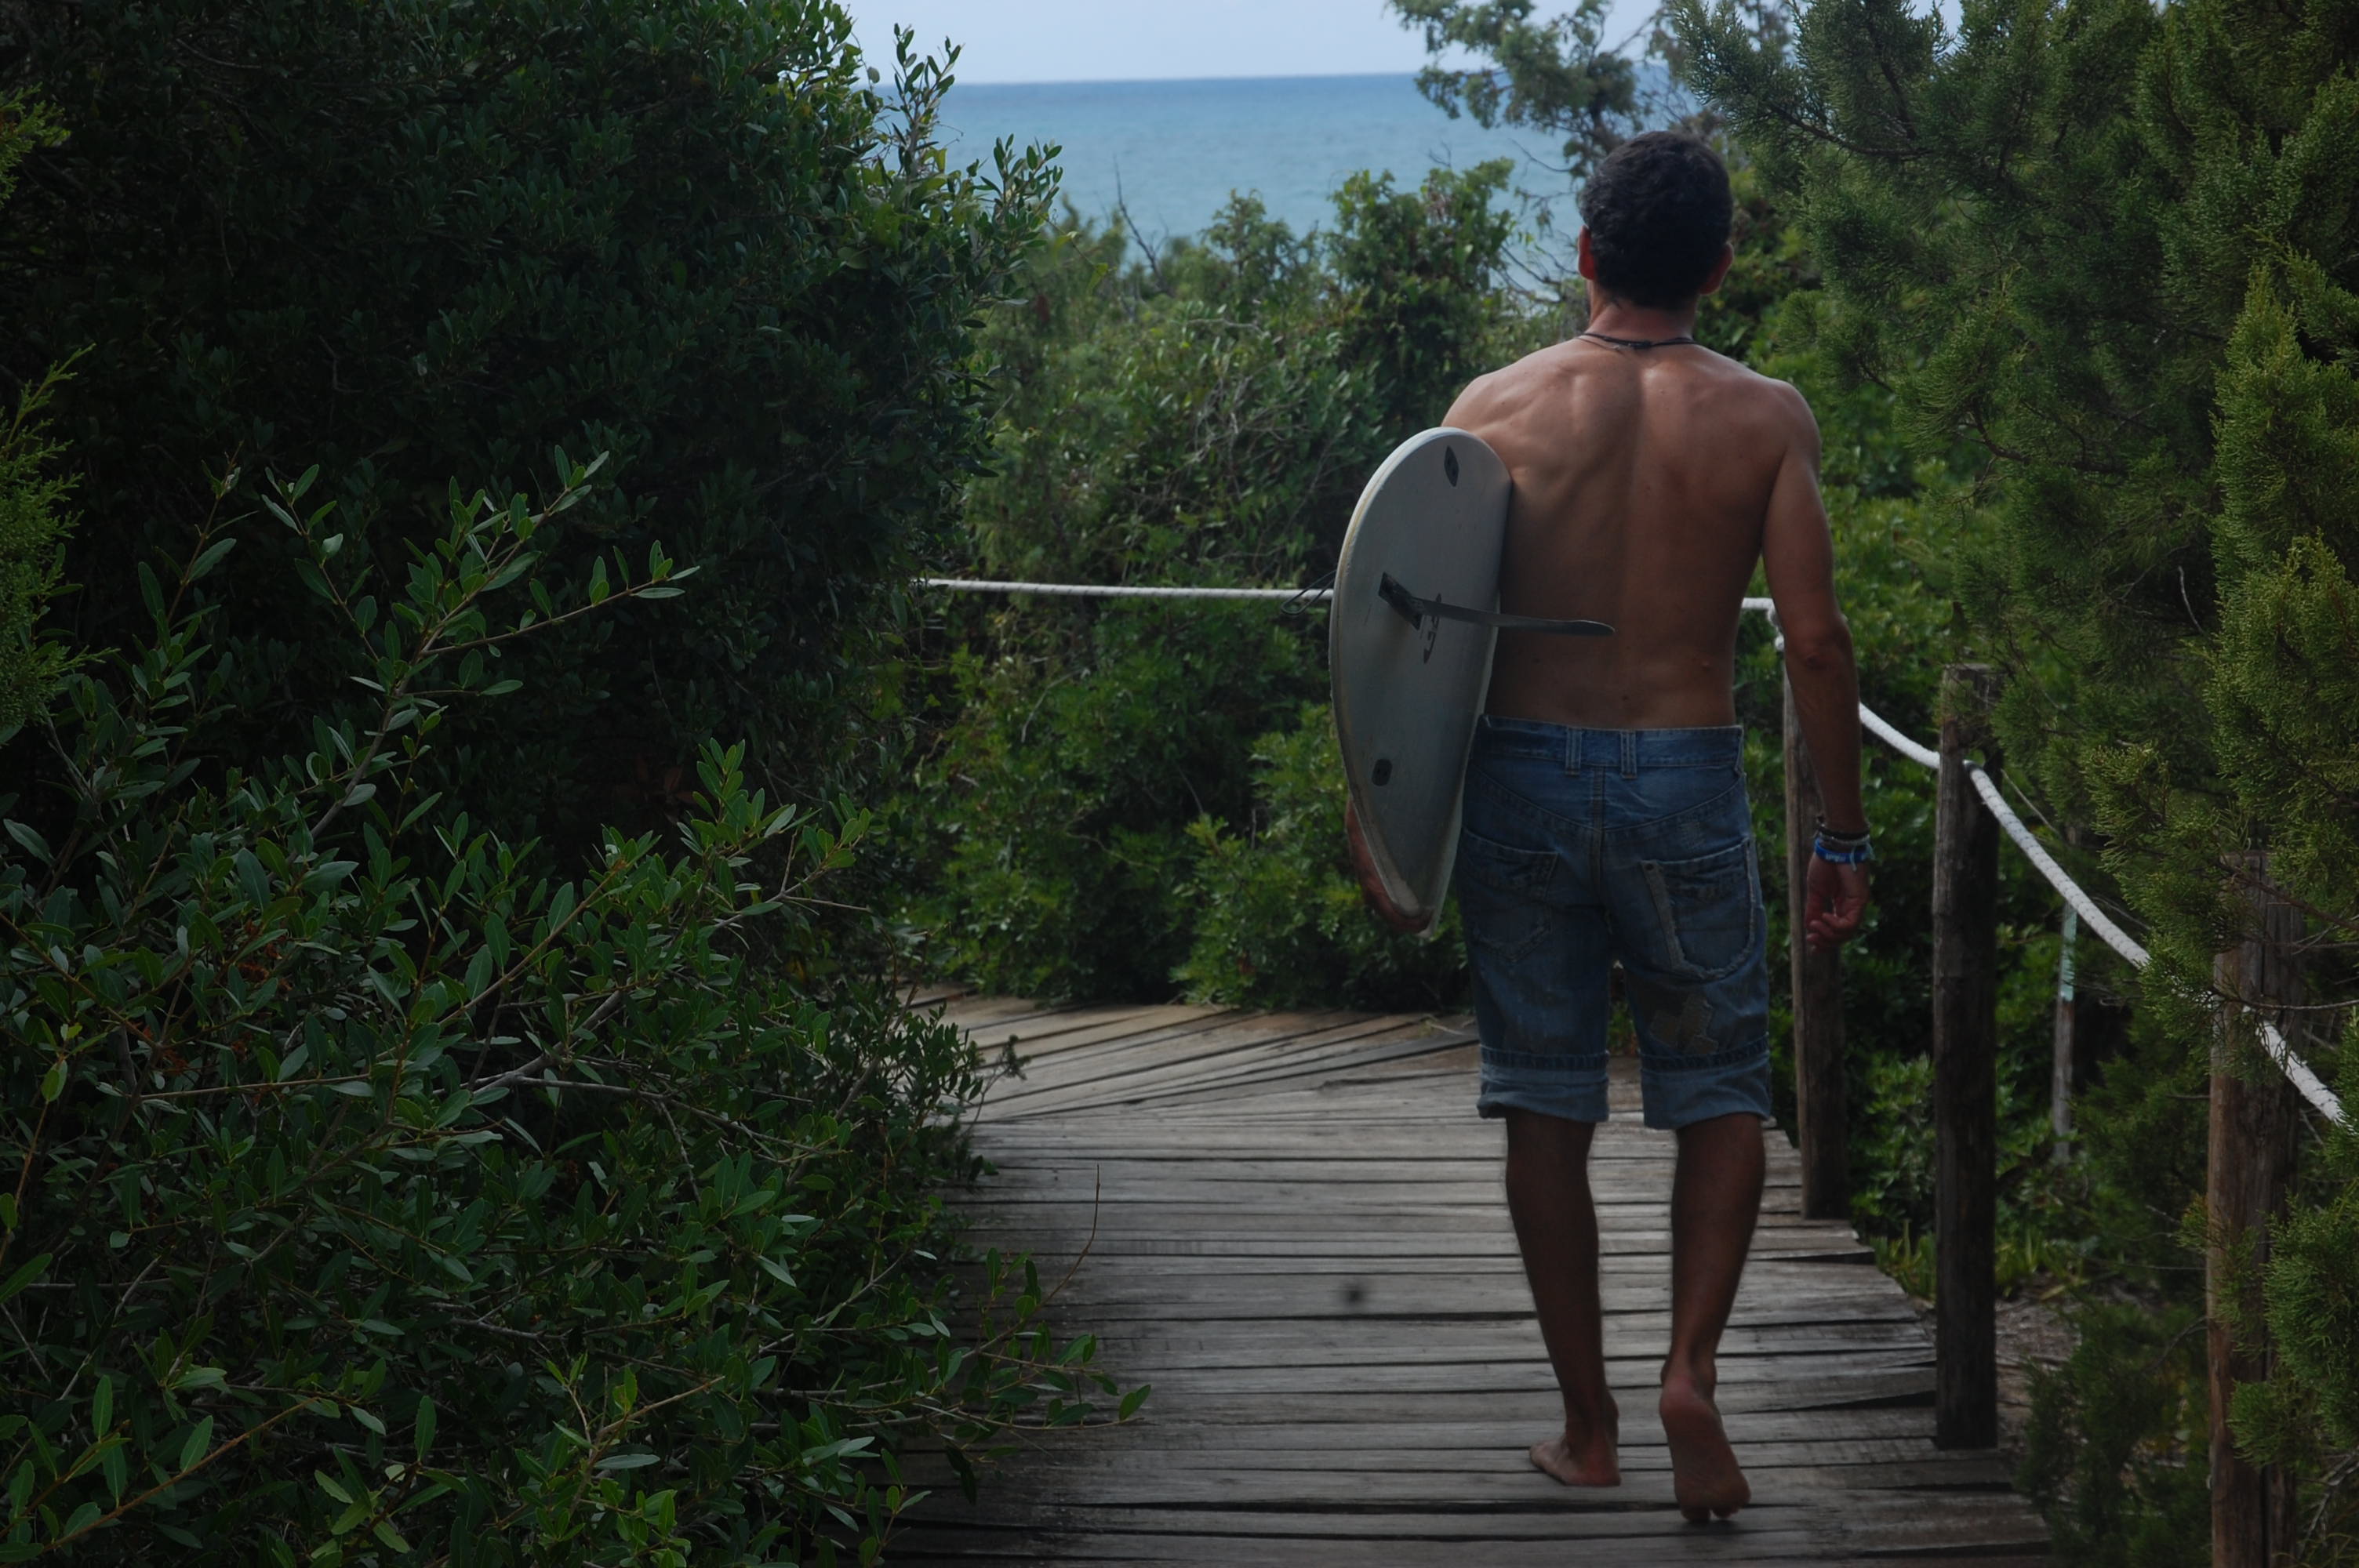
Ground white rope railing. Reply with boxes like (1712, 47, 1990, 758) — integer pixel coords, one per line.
(2259, 1022, 2343, 1123)
(918, 578, 1329, 603)
(1965, 764, 2340, 1122)
(919, 575, 2349, 1126)
(1856, 676, 2342, 1124)
(1862, 703, 1943, 771)
(1964, 767, 2149, 968)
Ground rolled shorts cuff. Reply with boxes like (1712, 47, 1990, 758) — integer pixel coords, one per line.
(1476, 1047, 1610, 1124)
(1637, 1038, 1774, 1131)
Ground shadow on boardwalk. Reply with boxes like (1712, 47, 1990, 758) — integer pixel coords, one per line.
(894, 996, 2050, 1566)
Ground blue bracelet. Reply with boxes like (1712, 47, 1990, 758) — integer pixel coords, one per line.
(1813, 836, 1874, 865)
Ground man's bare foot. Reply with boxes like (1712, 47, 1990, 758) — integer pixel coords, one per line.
(1660, 1376, 1747, 1522)
(1528, 1406, 1621, 1487)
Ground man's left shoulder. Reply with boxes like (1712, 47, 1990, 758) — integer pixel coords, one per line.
(1698, 357, 1816, 437)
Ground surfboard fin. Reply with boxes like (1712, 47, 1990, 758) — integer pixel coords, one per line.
(1377, 572, 1612, 638)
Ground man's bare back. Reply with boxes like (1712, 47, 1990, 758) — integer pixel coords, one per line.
(1445, 336, 1823, 732)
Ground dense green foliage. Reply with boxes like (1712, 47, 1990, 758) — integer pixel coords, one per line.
(893, 169, 1519, 1009)
(0, 97, 73, 734)
(0, 366, 76, 734)
(1682, 0, 2359, 1550)
(2243, 1080, 2359, 1561)
(0, 0, 1054, 849)
(0, 5, 1129, 1562)
(1387, 0, 1648, 176)
(2020, 1302, 2212, 1564)
(1179, 705, 1467, 1008)
(0, 477, 1110, 1564)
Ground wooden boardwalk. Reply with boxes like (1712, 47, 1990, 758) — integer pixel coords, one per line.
(896, 996, 2049, 1566)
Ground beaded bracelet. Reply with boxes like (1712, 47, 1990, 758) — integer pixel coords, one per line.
(1812, 834, 1875, 865)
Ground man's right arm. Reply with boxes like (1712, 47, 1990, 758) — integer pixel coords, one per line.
(1758, 387, 1870, 949)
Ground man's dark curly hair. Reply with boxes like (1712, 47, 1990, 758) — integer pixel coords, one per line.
(1576, 132, 1733, 310)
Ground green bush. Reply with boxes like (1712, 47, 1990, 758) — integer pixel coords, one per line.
(958, 198, 1372, 590)
(1, 1, 1055, 849)
(2233, 1029, 2359, 1553)
(896, 171, 1521, 1005)
(1325, 165, 1519, 434)
(901, 602, 1325, 1001)
(2020, 1302, 2211, 1568)
(0, 96, 73, 734)
(0, 361, 77, 735)
(0, 470, 1108, 1564)
(1180, 705, 1466, 1011)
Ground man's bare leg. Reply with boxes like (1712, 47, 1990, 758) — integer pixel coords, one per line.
(1503, 1109, 1620, 1486)
(1662, 1110, 1765, 1521)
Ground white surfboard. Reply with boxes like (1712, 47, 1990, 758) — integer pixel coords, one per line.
(1331, 429, 1609, 935)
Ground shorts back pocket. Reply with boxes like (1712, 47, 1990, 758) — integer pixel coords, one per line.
(1638, 840, 1759, 982)
(1454, 830, 1559, 964)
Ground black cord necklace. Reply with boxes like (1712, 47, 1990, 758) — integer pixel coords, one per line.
(1579, 330, 1698, 350)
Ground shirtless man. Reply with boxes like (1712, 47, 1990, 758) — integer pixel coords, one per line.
(1440, 132, 1871, 1523)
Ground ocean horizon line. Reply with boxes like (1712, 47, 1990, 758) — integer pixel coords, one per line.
(947, 70, 1425, 92)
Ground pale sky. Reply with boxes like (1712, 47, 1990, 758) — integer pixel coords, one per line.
(841, 0, 1479, 84)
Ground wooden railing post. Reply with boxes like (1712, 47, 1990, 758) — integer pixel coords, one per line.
(1932, 664, 1999, 1450)
(1782, 673, 1849, 1220)
(2209, 853, 2303, 1568)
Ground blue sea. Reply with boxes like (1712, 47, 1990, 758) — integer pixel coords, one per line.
(938, 74, 1583, 254)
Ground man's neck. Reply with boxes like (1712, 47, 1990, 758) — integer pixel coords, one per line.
(1583, 293, 1700, 344)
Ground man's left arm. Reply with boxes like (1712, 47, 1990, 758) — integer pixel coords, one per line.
(1758, 388, 1870, 951)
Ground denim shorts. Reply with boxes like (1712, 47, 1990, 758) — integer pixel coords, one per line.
(1456, 718, 1773, 1131)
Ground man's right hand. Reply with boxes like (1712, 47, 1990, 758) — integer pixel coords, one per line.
(1802, 857, 1870, 952)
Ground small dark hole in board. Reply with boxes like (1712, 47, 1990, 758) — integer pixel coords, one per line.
(1443, 446, 1460, 485)
(1372, 758, 1393, 786)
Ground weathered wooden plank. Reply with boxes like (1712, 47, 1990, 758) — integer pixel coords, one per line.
(1073, 1323, 1932, 1372)
(1019, 1371, 1938, 1427)
(959, 1249, 1872, 1285)
(981, 1005, 1356, 1057)
(959, 1264, 1882, 1303)
(948, 1244, 1887, 1292)
(934, 995, 1069, 1030)
(979, 1018, 1423, 1112)
(911, 1446, 2008, 1490)
(964, 1003, 1214, 1055)
(888, 1526, 1837, 1568)
(954, 1183, 1847, 1220)
(968, 1004, 1244, 1065)
(949, 1246, 1859, 1279)
(987, 1026, 1474, 1119)
(1054, 1350, 1931, 1402)
(898, 1502, 1827, 1540)
(903, 1407, 1989, 1454)
(976, 1140, 1797, 1171)
(905, 1459, 2017, 1508)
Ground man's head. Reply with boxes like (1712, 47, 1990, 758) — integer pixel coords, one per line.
(1576, 132, 1734, 311)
